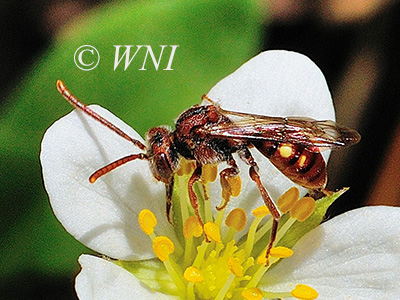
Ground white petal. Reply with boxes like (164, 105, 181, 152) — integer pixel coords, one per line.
(41, 105, 177, 260)
(205, 50, 335, 214)
(260, 206, 400, 299)
(76, 255, 178, 300)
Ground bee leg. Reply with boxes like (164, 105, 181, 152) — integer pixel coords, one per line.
(321, 188, 333, 196)
(165, 177, 174, 224)
(188, 164, 205, 228)
(216, 156, 240, 210)
(239, 148, 282, 265)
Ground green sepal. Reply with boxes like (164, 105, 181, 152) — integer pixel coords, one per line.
(115, 258, 180, 297)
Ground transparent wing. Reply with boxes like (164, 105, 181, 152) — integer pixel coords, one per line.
(201, 108, 361, 152)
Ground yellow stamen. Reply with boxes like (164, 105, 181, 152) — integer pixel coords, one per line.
(255, 247, 292, 265)
(228, 256, 243, 277)
(291, 284, 319, 300)
(153, 236, 174, 262)
(201, 164, 218, 183)
(277, 187, 300, 213)
(225, 208, 247, 232)
(183, 216, 203, 239)
(269, 246, 293, 258)
(256, 250, 268, 265)
(290, 197, 315, 222)
(184, 266, 204, 283)
(177, 159, 195, 176)
(242, 287, 263, 300)
(138, 209, 157, 235)
(204, 222, 221, 243)
(279, 143, 293, 158)
(252, 205, 270, 218)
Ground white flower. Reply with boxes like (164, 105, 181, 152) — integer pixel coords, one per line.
(41, 51, 400, 299)
(74, 206, 400, 300)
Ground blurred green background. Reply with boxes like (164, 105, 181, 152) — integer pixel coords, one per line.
(1, 0, 399, 299)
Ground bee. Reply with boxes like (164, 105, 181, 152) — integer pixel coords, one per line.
(56, 80, 360, 261)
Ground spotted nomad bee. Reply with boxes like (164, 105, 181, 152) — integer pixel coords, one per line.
(56, 80, 361, 261)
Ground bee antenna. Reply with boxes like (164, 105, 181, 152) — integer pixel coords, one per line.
(56, 80, 147, 151)
(89, 153, 149, 183)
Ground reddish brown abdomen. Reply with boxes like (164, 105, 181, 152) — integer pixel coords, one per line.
(254, 141, 327, 189)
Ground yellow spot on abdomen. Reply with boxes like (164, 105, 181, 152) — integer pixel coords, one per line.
(298, 154, 307, 167)
(279, 143, 293, 158)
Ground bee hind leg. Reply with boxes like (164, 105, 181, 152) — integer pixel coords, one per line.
(239, 148, 282, 265)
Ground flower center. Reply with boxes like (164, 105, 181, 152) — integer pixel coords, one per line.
(136, 169, 319, 300)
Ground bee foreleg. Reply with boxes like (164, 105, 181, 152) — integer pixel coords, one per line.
(165, 177, 174, 224)
(188, 164, 204, 228)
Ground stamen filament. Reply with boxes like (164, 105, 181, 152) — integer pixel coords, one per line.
(224, 227, 236, 245)
(178, 176, 190, 225)
(186, 282, 195, 300)
(215, 273, 235, 300)
(275, 217, 297, 244)
(252, 217, 273, 247)
(214, 207, 227, 228)
(184, 236, 195, 267)
(243, 216, 264, 257)
(246, 257, 277, 288)
(192, 240, 210, 268)
(162, 259, 187, 292)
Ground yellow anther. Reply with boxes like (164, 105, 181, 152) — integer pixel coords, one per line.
(201, 164, 218, 183)
(279, 143, 293, 158)
(183, 216, 203, 239)
(184, 266, 204, 283)
(290, 197, 315, 222)
(252, 205, 270, 217)
(138, 209, 157, 235)
(277, 187, 300, 213)
(225, 208, 247, 231)
(291, 284, 318, 300)
(241, 287, 263, 300)
(177, 159, 195, 176)
(204, 222, 221, 243)
(269, 246, 294, 258)
(152, 236, 174, 262)
(228, 257, 243, 277)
